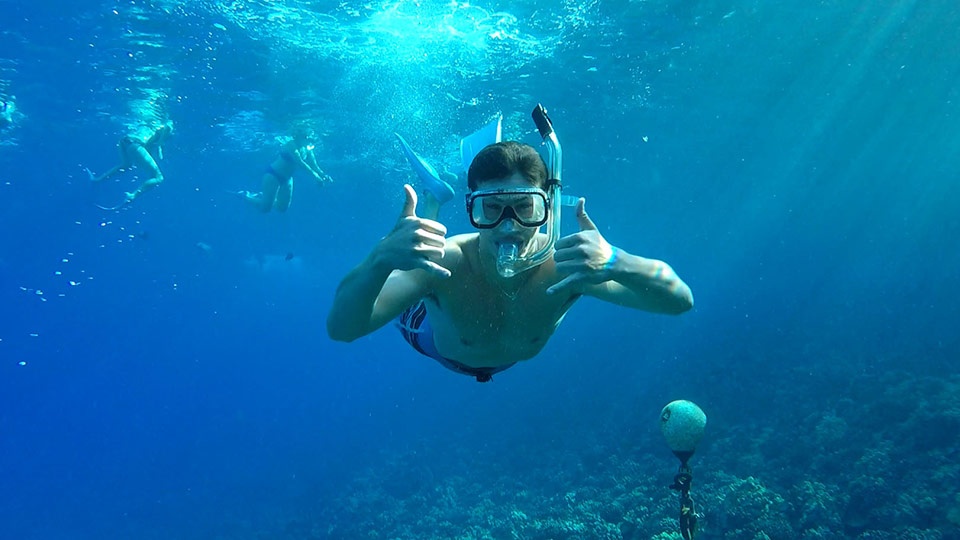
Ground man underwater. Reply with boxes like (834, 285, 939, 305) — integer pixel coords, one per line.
(327, 111, 693, 382)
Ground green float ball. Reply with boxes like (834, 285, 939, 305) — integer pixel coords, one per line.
(660, 400, 706, 460)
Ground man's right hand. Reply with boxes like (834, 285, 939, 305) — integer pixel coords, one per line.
(375, 184, 451, 278)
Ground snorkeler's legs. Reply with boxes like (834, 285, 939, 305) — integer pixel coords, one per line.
(122, 145, 166, 202)
(118, 139, 134, 167)
(125, 174, 163, 202)
(395, 133, 455, 205)
(132, 145, 163, 179)
(249, 174, 281, 213)
(419, 190, 442, 221)
(88, 165, 124, 183)
(275, 179, 294, 212)
(86, 136, 135, 183)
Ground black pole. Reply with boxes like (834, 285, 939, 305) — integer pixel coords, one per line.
(669, 463, 697, 540)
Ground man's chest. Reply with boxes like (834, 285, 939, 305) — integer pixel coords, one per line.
(433, 273, 573, 346)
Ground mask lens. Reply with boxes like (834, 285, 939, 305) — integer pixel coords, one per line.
(469, 189, 547, 228)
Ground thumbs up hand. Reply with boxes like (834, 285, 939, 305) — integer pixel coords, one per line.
(376, 184, 451, 278)
(547, 198, 618, 295)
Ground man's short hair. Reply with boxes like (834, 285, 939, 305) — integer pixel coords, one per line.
(467, 141, 548, 191)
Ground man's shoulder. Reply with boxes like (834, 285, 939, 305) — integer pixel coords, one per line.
(440, 233, 476, 268)
(447, 232, 478, 246)
(427, 233, 474, 279)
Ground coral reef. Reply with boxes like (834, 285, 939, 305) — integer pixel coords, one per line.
(261, 350, 960, 539)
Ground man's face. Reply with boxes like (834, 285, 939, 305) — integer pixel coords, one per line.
(470, 172, 544, 256)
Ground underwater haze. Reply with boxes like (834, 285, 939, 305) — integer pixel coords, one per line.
(1, 1, 959, 539)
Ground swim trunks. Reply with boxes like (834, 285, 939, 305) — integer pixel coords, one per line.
(396, 300, 515, 382)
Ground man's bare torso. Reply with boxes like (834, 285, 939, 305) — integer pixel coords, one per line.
(424, 233, 579, 368)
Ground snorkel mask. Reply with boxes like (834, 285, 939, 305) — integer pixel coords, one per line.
(494, 104, 564, 278)
(466, 187, 550, 230)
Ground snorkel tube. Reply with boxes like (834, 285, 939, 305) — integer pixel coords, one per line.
(496, 104, 564, 277)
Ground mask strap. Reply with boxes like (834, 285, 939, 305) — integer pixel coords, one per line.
(558, 195, 579, 207)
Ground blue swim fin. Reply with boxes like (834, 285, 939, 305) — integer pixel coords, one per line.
(460, 114, 502, 173)
(395, 133, 455, 204)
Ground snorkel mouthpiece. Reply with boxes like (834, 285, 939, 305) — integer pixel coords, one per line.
(495, 104, 564, 278)
(496, 242, 521, 278)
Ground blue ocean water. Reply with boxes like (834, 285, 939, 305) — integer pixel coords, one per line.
(1, 1, 958, 538)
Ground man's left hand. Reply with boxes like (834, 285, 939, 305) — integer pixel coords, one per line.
(548, 198, 618, 295)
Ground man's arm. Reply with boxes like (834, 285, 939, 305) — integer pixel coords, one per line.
(327, 255, 433, 342)
(327, 185, 451, 342)
(578, 250, 693, 314)
(548, 198, 693, 315)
